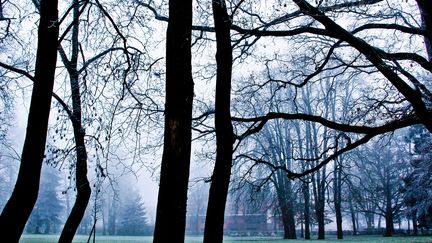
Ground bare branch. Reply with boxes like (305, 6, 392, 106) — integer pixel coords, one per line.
(0, 62, 34, 81)
(233, 112, 420, 136)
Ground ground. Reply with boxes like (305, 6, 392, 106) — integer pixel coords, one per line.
(19, 234, 432, 243)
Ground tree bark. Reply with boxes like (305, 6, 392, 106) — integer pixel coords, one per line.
(283, 181, 297, 239)
(384, 211, 394, 237)
(58, 1, 91, 242)
(203, 1, 233, 242)
(384, 198, 394, 236)
(334, 159, 343, 239)
(152, 0, 194, 242)
(316, 203, 325, 239)
(303, 181, 311, 239)
(274, 179, 297, 239)
(0, 0, 59, 241)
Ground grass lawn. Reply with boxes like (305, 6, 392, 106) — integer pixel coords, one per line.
(19, 234, 432, 243)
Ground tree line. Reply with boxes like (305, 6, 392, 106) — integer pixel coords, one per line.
(0, 0, 431, 242)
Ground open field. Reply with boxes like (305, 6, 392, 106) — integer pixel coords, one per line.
(19, 234, 432, 243)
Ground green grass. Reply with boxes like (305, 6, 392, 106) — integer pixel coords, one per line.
(19, 234, 432, 243)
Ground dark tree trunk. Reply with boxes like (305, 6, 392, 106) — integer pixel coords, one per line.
(284, 182, 297, 239)
(152, 0, 194, 242)
(275, 183, 297, 239)
(315, 168, 326, 240)
(413, 215, 418, 236)
(334, 160, 343, 239)
(384, 212, 394, 237)
(384, 171, 394, 237)
(203, 1, 233, 242)
(0, 0, 59, 241)
(384, 205, 394, 237)
(280, 201, 291, 239)
(58, 2, 91, 242)
(317, 204, 325, 239)
(300, 214, 304, 238)
(303, 181, 311, 239)
(284, 200, 297, 239)
(335, 199, 343, 239)
(270, 168, 297, 239)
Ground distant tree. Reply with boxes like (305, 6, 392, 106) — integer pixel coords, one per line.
(351, 135, 409, 236)
(187, 183, 208, 235)
(107, 188, 120, 236)
(0, 154, 17, 213)
(77, 205, 92, 235)
(25, 165, 64, 234)
(255, 119, 297, 239)
(403, 125, 432, 232)
(117, 194, 151, 236)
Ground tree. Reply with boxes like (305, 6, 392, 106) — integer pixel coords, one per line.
(203, 0, 234, 242)
(25, 165, 64, 234)
(289, 0, 432, 132)
(152, 0, 194, 242)
(117, 194, 151, 236)
(403, 125, 432, 231)
(57, 1, 91, 241)
(0, 0, 59, 241)
(351, 134, 409, 236)
(254, 120, 297, 239)
(140, 0, 431, 240)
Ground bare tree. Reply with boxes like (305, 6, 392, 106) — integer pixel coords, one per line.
(351, 134, 409, 236)
(203, 0, 234, 242)
(0, 0, 59, 240)
(56, 1, 91, 241)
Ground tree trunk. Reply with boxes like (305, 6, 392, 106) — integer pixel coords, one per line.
(203, 1, 233, 243)
(285, 199, 297, 239)
(349, 198, 357, 235)
(303, 181, 311, 239)
(317, 204, 325, 239)
(300, 213, 304, 238)
(334, 159, 343, 239)
(366, 212, 375, 229)
(0, 0, 59, 241)
(152, 0, 193, 241)
(335, 195, 343, 239)
(58, 2, 91, 242)
(285, 181, 297, 239)
(378, 214, 382, 229)
(276, 187, 297, 239)
(384, 206, 394, 236)
(315, 162, 326, 240)
(412, 215, 418, 236)
(384, 171, 394, 237)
